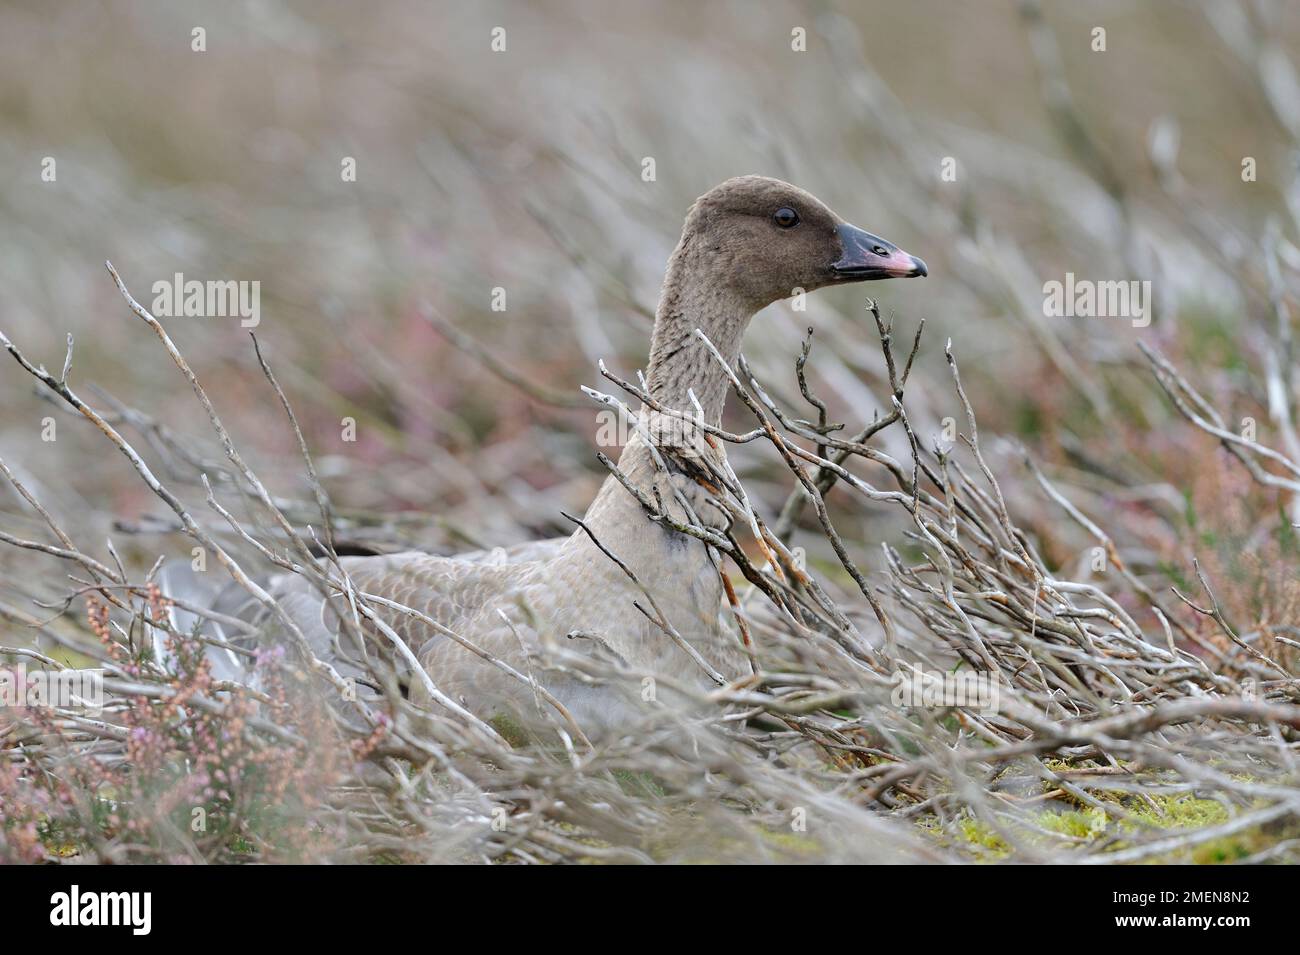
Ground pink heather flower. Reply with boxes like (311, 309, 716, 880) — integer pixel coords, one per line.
(255, 646, 286, 667)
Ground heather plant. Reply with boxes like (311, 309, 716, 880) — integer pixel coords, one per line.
(2, 2, 1299, 865)
(1, 592, 348, 863)
(0, 270, 1296, 864)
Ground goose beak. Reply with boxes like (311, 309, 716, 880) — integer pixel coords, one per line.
(832, 222, 928, 280)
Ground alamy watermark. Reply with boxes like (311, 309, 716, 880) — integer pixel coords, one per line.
(49, 885, 151, 935)
(1043, 272, 1151, 328)
(594, 406, 708, 452)
(890, 666, 999, 714)
(0, 663, 104, 710)
(151, 272, 260, 327)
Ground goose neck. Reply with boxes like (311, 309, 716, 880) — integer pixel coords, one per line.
(644, 258, 755, 425)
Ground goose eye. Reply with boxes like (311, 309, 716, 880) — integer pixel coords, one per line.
(773, 207, 799, 229)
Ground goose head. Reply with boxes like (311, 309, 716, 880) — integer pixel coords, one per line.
(679, 175, 927, 310)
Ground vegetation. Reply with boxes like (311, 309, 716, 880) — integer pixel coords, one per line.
(2, 2, 1299, 863)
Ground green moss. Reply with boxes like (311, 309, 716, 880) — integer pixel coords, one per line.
(1038, 806, 1107, 839)
(755, 826, 823, 858)
(1124, 793, 1229, 830)
(487, 713, 530, 748)
(1192, 838, 1252, 865)
(229, 835, 256, 856)
(953, 817, 1011, 860)
(611, 769, 667, 798)
(913, 773, 1300, 865)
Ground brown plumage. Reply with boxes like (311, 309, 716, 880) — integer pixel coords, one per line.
(176, 176, 926, 736)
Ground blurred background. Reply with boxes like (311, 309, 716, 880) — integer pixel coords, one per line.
(2, 0, 1299, 646)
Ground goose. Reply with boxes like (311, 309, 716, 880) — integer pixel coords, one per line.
(173, 176, 926, 737)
